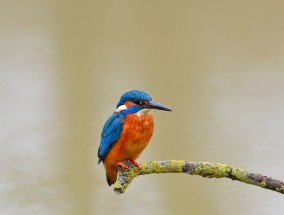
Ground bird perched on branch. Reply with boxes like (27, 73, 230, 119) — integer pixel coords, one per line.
(98, 90, 172, 186)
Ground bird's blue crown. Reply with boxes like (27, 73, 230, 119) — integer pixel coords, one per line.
(116, 90, 152, 107)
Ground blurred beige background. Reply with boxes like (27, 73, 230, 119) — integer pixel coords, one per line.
(1, 0, 284, 215)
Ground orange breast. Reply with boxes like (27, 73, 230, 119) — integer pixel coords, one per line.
(103, 112, 154, 185)
(104, 112, 154, 165)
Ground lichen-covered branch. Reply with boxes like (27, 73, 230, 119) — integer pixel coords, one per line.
(114, 160, 284, 195)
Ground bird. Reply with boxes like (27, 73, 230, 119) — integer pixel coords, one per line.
(97, 90, 172, 186)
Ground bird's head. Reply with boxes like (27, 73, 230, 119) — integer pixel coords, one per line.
(115, 90, 172, 114)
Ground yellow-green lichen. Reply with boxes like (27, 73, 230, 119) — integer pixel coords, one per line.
(260, 180, 266, 187)
(231, 168, 246, 181)
(194, 162, 230, 178)
(140, 160, 185, 175)
(231, 168, 268, 188)
(276, 186, 284, 192)
(172, 160, 185, 172)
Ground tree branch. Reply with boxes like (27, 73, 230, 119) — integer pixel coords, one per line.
(114, 160, 284, 195)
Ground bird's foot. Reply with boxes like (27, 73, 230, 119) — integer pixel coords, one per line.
(129, 160, 141, 169)
(117, 161, 128, 170)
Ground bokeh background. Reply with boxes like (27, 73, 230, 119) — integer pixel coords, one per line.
(1, 1, 284, 214)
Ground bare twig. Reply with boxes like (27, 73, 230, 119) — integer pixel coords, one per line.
(114, 160, 284, 195)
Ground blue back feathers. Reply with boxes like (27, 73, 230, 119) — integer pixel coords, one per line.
(98, 90, 152, 163)
(98, 113, 123, 163)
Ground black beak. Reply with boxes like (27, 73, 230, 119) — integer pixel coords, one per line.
(143, 101, 172, 111)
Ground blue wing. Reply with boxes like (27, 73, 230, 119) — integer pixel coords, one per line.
(97, 112, 123, 164)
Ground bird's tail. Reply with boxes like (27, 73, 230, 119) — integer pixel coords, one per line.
(105, 165, 118, 186)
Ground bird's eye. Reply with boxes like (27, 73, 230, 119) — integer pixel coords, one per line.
(133, 100, 146, 106)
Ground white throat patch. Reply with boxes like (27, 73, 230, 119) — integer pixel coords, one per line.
(136, 109, 151, 117)
(115, 105, 127, 113)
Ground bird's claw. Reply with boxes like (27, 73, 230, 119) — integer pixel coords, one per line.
(117, 160, 141, 170)
(129, 160, 141, 169)
(117, 162, 128, 170)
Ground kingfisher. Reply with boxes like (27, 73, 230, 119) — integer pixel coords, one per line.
(97, 90, 172, 186)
